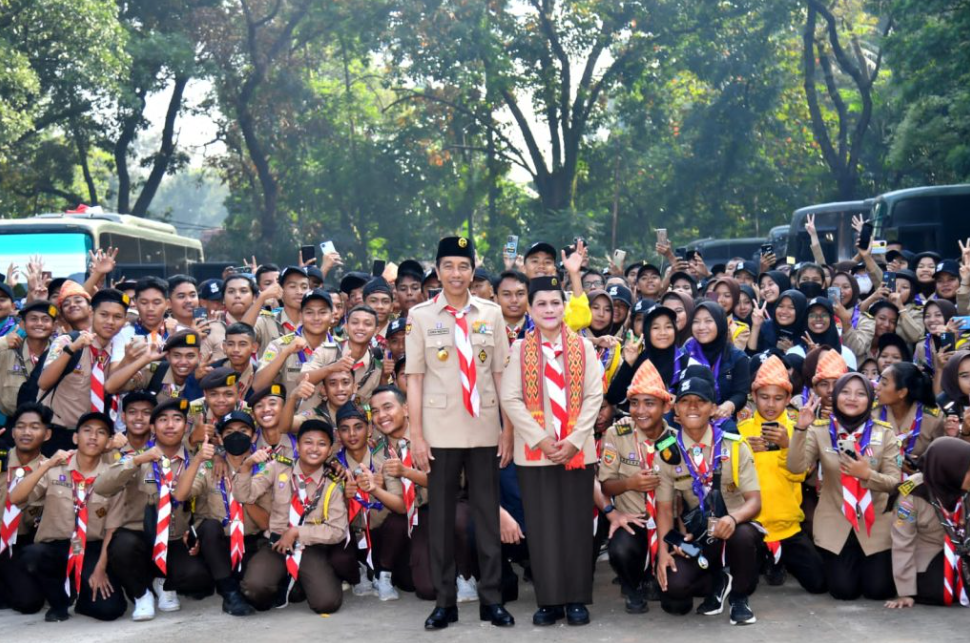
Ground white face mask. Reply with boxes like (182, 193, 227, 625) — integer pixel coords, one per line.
(855, 274, 873, 296)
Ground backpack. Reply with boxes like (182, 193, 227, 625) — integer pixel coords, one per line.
(18, 331, 82, 408)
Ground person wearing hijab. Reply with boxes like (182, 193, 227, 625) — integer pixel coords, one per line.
(939, 350, 970, 442)
(607, 306, 686, 406)
(915, 299, 958, 377)
(843, 300, 900, 365)
(748, 290, 806, 355)
(585, 289, 623, 388)
(789, 297, 858, 370)
(875, 362, 944, 475)
(738, 356, 826, 593)
(887, 437, 970, 608)
(758, 271, 791, 320)
(683, 301, 751, 422)
(891, 270, 925, 344)
(710, 277, 741, 319)
(788, 373, 900, 600)
(734, 285, 756, 328)
(660, 291, 693, 347)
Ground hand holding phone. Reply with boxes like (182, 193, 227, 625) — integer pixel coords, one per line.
(858, 221, 873, 249)
(300, 245, 315, 264)
(826, 286, 842, 304)
(656, 229, 668, 245)
(837, 437, 859, 460)
(940, 331, 957, 353)
(192, 306, 208, 322)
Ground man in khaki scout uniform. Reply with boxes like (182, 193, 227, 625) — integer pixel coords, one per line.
(655, 375, 762, 625)
(405, 236, 514, 630)
(0, 299, 56, 417)
(187, 367, 243, 446)
(94, 397, 214, 621)
(38, 289, 129, 454)
(11, 412, 126, 622)
(105, 330, 203, 403)
(244, 266, 309, 352)
(303, 305, 383, 406)
(500, 275, 601, 627)
(0, 403, 51, 614)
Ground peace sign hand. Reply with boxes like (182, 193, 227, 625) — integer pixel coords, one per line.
(805, 212, 817, 238)
(751, 301, 768, 328)
(797, 393, 821, 429)
(622, 332, 643, 366)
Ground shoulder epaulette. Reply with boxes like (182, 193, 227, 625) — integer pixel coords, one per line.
(723, 432, 742, 442)
(657, 433, 681, 465)
(926, 406, 941, 417)
(271, 453, 294, 467)
(279, 333, 296, 345)
(190, 401, 204, 414)
(873, 418, 893, 430)
(259, 309, 275, 317)
(898, 478, 920, 497)
(614, 422, 633, 436)
(812, 418, 828, 427)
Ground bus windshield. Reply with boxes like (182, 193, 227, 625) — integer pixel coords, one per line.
(0, 231, 93, 277)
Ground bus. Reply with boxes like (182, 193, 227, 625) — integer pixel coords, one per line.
(872, 184, 970, 258)
(686, 237, 766, 267)
(788, 200, 873, 264)
(0, 211, 204, 279)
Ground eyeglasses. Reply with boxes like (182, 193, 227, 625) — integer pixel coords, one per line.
(808, 313, 829, 321)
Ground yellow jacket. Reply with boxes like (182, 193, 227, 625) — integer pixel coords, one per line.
(738, 410, 806, 542)
(564, 292, 591, 332)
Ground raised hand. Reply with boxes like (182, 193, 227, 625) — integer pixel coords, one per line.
(797, 393, 821, 429)
(805, 212, 817, 238)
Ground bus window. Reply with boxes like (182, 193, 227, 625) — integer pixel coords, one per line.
(141, 239, 165, 265)
(0, 231, 92, 277)
(100, 233, 141, 265)
(169, 245, 188, 274)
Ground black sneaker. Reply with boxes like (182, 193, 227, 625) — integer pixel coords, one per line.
(624, 587, 648, 614)
(643, 576, 662, 601)
(44, 607, 70, 622)
(729, 594, 756, 625)
(696, 571, 732, 616)
(765, 561, 787, 586)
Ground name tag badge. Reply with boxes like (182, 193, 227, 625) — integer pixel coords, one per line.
(428, 328, 450, 337)
(870, 436, 883, 446)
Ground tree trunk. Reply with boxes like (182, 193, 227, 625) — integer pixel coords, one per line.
(132, 74, 188, 217)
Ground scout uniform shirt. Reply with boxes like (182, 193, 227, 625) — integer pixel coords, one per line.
(262, 332, 339, 412)
(24, 458, 125, 543)
(40, 335, 113, 428)
(120, 360, 193, 402)
(1, 450, 45, 543)
(501, 333, 602, 467)
(404, 294, 509, 448)
(92, 447, 195, 539)
(336, 446, 402, 531)
(890, 473, 951, 597)
(254, 309, 301, 358)
(233, 460, 347, 545)
(254, 429, 299, 462)
(598, 421, 675, 516)
(657, 426, 760, 514)
(187, 398, 248, 438)
(301, 343, 381, 407)
(191, 461, 273, 537)
(872, 403, 944, 462)
(372, 430, 428, 510)
(787, 418, 900, 556)
(0, 340, 48, 416)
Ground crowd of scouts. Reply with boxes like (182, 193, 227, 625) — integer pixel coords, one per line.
(2, 221, 970, 630)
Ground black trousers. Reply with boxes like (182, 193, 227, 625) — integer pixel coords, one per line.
(108, 527, 214, 600)
(914, 551, 948, 606)
(770, 531, 827, 594)
(518, 465, 595, 607)
(801, 483, 819, 540)
(818, 531, 894, 601)
(20, 539, 126, 620)
(241, 544, 342, 613)
(428, 447, 502, 607)
(196, 518, 263, 589)
(0, 534, 46, 613)
(608, 524, 656, 594)
(661, 522, 762, 615)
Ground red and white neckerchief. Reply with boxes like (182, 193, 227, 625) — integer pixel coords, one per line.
(286, 473, 312, 580)
(90, 345, 106, 413)
(765, 540, 782, 565)
(832, 420, 876, 536)
(223, 476, 245, 571)
(152, 459, 174, 575)
(344, 466, 374, 569)
(66, 469, 96, 594)
(506, 323, 521, 346)
(397, 440, 418, 536)
(443, 303, 480, 417)
(637, 439, 659, 568)
(941, 501, 969, 607)
(541, 342, 568, 440)
(691, 442, 709, 477)
(0, 465, 31, 555)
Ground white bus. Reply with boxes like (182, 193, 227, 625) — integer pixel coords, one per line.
(0, 211, 204, 278)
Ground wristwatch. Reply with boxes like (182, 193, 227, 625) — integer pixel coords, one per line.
(602, 503, 615, 515)
(63, 345, 75, 357)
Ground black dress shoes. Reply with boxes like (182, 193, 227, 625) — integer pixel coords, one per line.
(532, 605, 565, 626)
(566, 603, 590, 625)
(424, 605, 459, 630)
(480, 603, 515, 626)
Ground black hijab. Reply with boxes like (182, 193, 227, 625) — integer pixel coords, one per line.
(913, 437, 970, 511)
(690, 300, 729, 363)
(643, 306, 680, 386)
(831, 372, 875, 432)
(734, 284, 757, 327)
(774, 289, 808, 340)
(805, 297, 842, 350)
(759, 270, 792, 317)
(942, 350, 970, 406)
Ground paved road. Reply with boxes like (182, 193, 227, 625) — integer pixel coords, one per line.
(1, 561, 964, 642)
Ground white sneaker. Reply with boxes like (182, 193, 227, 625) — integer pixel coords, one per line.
(352, 579, 376, 597)
(375, 571, 400, 601)
(132, 590, 155, 621)
(153, 577, 181, 612)
(456, 575, 479, 603)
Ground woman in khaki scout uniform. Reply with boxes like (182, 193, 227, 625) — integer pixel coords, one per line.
(875, 362, 944, 474)
(501, 275, 601, 627)
(94, 397, 214, 622)
(655, 375, 762, 626)
(12, 412, 126, 622)
(788, 373, 900, 601)
(406, 236, 513, 631)
(175, 411, 270, 617)
(599, 359, 676, 615)
(369, 385, 437, 600)
(37, 288, 129, 454)
(105, 330, 203, 402)
(255, 288, 337, 410)
(0, 403, 51, 614)
(0, 300, 56, 418)
(233, 419, 347, 614)
(888, 437, 970, 608)
(330, 401, 404, 600)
